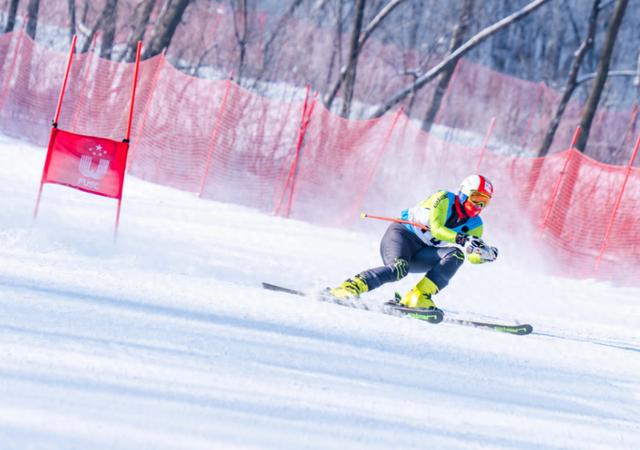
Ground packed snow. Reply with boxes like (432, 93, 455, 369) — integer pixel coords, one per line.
(0, 134, 639, 450)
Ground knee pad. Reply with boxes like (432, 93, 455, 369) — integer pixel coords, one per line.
(390, 258, 409, 280)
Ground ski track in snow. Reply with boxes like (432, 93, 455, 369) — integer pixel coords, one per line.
(0, 134, 639, 450)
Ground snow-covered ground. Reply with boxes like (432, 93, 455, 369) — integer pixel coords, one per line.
(0, 134, 639, 450)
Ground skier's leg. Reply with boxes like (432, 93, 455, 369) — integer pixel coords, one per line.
(425, 246, 465, 290)
(329, 223, 422, 299)
(400, 246, 464, 309)
(357, 223, 424, 289)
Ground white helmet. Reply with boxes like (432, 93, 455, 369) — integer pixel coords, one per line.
(458, 175, 493, 216)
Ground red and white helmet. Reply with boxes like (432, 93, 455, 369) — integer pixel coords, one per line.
(458, 174, 493, 217)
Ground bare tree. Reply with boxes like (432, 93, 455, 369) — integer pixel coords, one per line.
(231, 0, 249, 82)
(250, 0, 304, 86)
(401, 0, 423, 115)
(324, 0, 407, 112)
(80, 8, 103, 53)
(325, 0, 345, 89)
(100, 0, 119, 59)
(370, 0, 552, 118)
(538, 0, 600, 157)
(78, 0, 116, 55)
(122, 0, 156, 62)
(68, 0, 77, 44)
(422, 0, 474, 131)
(25, 0, 40, 40)
(575, 0, 629, 152)
(80, 0, 91, 25)
(142, 0, 192, 60)
(340, 0, 366, 117)
(488, 0, 510, 72)
(4, 0, 20, 33)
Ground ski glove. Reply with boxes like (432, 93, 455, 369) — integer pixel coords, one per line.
(455, 233, 470, 246)
(456, 233, 484, 249)
(460, 235, 499, 263)
(481, 246, 499, 262)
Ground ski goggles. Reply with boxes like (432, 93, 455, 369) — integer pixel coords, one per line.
(468, 192, 491, 208)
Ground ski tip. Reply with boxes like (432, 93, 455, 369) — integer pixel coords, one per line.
(499, 324, 533, 335)
(520, 324, 534, 335)
(410, 310, 444, 324)
(262, 282, 306, 296)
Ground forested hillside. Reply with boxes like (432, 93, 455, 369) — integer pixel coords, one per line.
(2, 0, 638, 163)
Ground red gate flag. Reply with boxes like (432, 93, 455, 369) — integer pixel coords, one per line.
(41, 128, 129, 199)
(34, 38, 142, 237)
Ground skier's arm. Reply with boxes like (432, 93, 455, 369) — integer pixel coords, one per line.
(427, 192, 459, 244)
(466, 226, 483, 239)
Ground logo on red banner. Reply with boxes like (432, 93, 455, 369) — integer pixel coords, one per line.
(42, 129, 129, 199)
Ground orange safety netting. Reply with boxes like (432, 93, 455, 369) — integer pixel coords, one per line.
(0, 30, 639, 286)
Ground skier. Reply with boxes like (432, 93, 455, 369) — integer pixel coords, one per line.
(327, 174, 499, 311)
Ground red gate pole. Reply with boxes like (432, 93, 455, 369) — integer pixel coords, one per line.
(538, 126, 580, 239)
(124, 41, 142, 142)
(114, 41, 142, 238)
(34, 35, 77, 220)
(198, 72, 233, 197)
(274, 85, 310, 216)
(69, 32, 99, 131)
(52, 35, 77, 127)
(284, 91, 317, 218)
(476, 116, 496, 173)
(595, 134, 640, 271)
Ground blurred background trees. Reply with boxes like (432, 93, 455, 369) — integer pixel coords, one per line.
(1, 0, 638, 163)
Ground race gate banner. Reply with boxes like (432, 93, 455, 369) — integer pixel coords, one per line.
(42, 129, 129, 199)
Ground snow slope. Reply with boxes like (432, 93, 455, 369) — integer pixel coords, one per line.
(0, 134, 639, 450)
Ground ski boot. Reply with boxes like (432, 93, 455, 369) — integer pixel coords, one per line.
(326, 275, 369, 301)
(390, 276, 443, 323)
(400, 276, 439, 309)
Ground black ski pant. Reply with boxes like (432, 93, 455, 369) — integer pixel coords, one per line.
(358, 223, 464, 291)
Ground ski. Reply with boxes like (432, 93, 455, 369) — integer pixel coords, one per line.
(262, 282, 306, 296)
(442, 317, 532, 335)
(262, 282, 532, 335)
(382, 300, 444, 324)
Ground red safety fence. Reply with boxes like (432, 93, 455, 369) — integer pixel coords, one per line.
(0, 30, 639, 286)
(4, 2, 638, 162)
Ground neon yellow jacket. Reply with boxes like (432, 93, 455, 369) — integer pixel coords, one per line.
(401, 190, 486, 264)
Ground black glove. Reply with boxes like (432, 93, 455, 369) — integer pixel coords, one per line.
(456, 233, 484, 250)
(465, 236, 487, 254)
(455, 233, 468, 246)
(456, 234, 498, 262)
(472, 242, 498, 262)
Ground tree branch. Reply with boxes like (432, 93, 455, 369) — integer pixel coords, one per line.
(324, 0, 407, 109)
(370, 0, 552, 118)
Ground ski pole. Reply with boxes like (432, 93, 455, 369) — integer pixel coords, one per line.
(360, 213, 429, 232)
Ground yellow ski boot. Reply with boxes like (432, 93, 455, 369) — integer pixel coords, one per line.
(327, 275, 369, 300)
(400, 276, 439, 309)
(394, 276, 443, 323)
